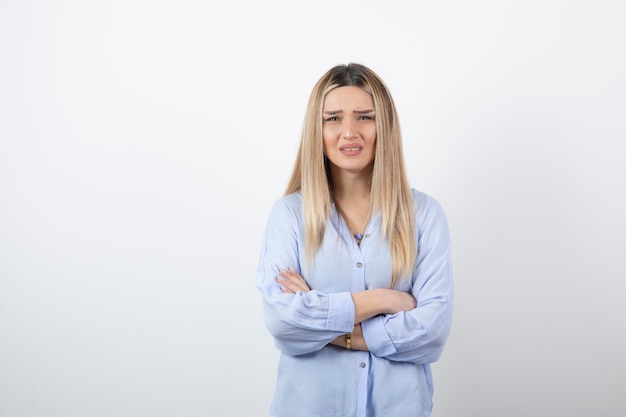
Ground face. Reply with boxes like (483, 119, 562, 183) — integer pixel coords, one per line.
(322, 86, 377, 176)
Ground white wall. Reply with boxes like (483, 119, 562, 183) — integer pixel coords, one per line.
(1, 1, 624, 416)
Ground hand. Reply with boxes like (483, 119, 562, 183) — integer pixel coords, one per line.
(277, 268, 311, 293)
(384, 289, 417, 315)
(351, 288, 417, 324)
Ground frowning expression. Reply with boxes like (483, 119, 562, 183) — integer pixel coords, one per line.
(322, 86, 377, 175)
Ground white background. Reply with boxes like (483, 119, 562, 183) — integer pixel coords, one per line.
(1, 1, 625, 416)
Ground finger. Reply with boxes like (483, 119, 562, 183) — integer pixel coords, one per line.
(276, 275, 301, 293)
(279, 284, 294, 294)
(277, 277, 295, 293)
(289, 273, 311, 292)
(279, 269, 310, 292)
(277, 271, 310, 293)
(288, 267, 308, 281)
(279, 276, 308, 293)
(279, 268, 303, 281)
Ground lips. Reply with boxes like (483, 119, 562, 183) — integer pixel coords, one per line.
(339, 143, 363, 156)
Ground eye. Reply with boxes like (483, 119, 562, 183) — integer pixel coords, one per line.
(324, 116, 340, 122)
(358, 115, 374, 121)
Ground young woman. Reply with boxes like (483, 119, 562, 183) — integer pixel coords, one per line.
(256, 63, 454, 417)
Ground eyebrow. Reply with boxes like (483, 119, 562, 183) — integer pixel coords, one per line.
(323, 109, 375, 115)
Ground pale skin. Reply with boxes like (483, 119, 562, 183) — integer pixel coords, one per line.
(276, 86, 417, 351)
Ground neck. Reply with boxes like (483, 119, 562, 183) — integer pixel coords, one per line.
(329, 165, 372, 204)
(329, 168, 372, 244)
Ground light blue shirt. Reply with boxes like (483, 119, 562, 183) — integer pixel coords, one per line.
(256, 189, 454, 417)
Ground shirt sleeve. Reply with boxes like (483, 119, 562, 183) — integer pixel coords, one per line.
(256, 197, 355, 357)
(361, 193, 454, 363)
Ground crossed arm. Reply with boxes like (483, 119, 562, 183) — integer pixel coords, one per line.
(276, 267, 417, 351)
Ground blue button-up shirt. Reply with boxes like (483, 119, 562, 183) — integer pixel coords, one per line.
(256, 189, 454, 417)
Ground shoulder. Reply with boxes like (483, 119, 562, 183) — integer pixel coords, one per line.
(261, 192, 304, 237)
(410, 188, 448, 226)
(272, 191, 302, 210)
(411, 188, 444, 212)
(268, 191, 303, 221)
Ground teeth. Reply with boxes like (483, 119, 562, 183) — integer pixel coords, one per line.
(343, 147, 361, 151)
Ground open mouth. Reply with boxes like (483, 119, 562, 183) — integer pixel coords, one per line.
(339, 144, 363, 156)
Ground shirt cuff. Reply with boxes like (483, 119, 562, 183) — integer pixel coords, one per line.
(361, 315, 397, 357)
(325, 291, 355, 333)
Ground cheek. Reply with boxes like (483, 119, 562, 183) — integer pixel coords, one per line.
(368, 125, 377, 140)
(322, 128, 335, 150)
(367, 130, 377, 147)
(321, 137, 331, 156)
(322, 125, 334, 140)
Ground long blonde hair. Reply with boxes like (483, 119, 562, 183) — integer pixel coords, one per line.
(285, 63, 416, 287)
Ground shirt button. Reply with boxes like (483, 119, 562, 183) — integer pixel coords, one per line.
(360, 362, 366, 368)
(356, 262, 363, 268)
(365, 234, 371, 238)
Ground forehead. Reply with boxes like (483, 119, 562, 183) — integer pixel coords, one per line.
(323, 86, 374, 110)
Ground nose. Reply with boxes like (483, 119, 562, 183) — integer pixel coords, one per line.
(342, 118, 357, 139)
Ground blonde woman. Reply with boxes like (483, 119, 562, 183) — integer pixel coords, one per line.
(256, 63, 454, 417)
